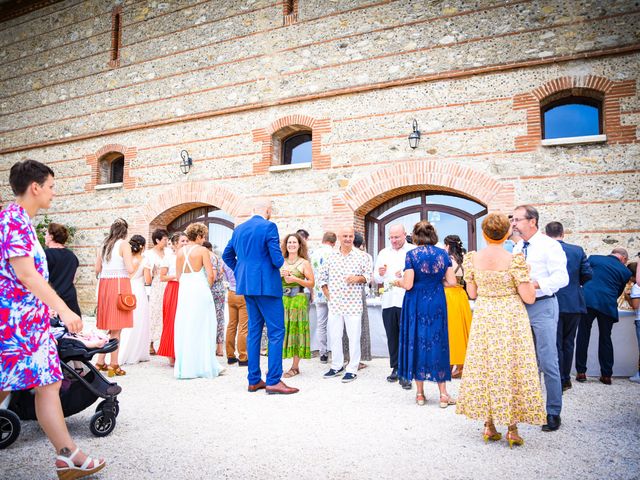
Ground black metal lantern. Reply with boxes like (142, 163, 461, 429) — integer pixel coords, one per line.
(180, 150, 192, 175)
(408, 119, 421, 149)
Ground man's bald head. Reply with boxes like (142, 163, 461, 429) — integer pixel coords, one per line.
(611, 247, 629, 264)
(338, 225, 355, 251)
(388, 224, 406, 250)
(252, 199, 273, 220)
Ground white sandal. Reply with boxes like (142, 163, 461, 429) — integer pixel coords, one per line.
(56, 447, 105, 480)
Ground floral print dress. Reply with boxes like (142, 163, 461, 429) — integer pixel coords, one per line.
(0, 203, 63, 391)
(455, 252, 546, 426)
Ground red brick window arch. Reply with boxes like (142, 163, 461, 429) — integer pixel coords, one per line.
(283, 0, 298, 25)
(274, 125, 312, 166)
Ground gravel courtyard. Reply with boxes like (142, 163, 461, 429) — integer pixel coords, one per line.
(3, 355, 639, 480)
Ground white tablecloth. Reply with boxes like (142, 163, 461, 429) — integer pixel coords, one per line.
(309, 301, 638, 376)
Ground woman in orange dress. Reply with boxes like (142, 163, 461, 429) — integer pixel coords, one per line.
(94, 218, 135, 377)
(157, 232, 188, 366)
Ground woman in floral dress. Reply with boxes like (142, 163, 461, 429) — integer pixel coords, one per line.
(0, 160, 105, 478)
(204, 242, 226, 356)
(456, 213, 546, 447)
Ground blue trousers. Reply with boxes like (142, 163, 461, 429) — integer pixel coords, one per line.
(556, 312, 581, 383)
(526, 297, 562, 416)
(244, 295, 285, 386)
(575, 308, 616, 377)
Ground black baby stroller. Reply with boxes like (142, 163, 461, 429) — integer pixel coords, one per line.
(0, 322, 122, 449)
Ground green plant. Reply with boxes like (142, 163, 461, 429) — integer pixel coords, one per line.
(36, 214, 76, 249)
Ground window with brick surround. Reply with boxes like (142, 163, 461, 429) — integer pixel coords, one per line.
(283, 0, 298, 25)
(109, 7, 122, 68)
(98, 152, 124, 185)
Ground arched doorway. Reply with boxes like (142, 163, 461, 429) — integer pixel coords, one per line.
(168, 206, 235, 253)
(365, 191, 487, 254)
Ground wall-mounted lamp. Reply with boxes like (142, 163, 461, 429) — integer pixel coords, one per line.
(408, 119, 421, 149)
(180, 150, 192, 175)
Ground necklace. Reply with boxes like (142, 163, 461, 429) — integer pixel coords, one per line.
(286, 256, 299, 265)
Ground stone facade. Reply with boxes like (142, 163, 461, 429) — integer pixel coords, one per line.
(0, 0, 638, 312)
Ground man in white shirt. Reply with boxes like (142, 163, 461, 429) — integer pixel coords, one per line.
(373, 224, 414, 386)
(512, 205, 569, 433)
(310, 231, 336, 364)
(319, 226, 372, 383)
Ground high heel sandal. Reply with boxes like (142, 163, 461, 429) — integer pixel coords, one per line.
(483, 421, 502, 442)
(439, 394, 456, 408)
(55, 447, 106, 480)
(94, 363, 108, 372)
(415, 393, 426, 406)
(107, 365, 126, 377)
(506, 425, 524, 448)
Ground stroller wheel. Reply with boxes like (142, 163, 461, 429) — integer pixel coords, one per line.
(89, 411, 116, 437)
(95, 400, 120, 417)
(0, 409, 21, 449)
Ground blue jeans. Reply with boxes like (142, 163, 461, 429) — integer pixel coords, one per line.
(526, 297, 562, 416)
(244, 295, 285, 386)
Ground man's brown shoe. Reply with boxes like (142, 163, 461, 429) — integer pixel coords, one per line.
(265, 381, 299, 395)
(576, 373, 587, 383)
(599, 376, 612, 385)
(247, 380, 266, 392)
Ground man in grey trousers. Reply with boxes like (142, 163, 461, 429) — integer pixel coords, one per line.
(512, 205, 569, 432)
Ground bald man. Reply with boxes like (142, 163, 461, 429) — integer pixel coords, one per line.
(373, 224, 415, 386)
(223, 200, 298, 394)
(319, 226, 372, 382)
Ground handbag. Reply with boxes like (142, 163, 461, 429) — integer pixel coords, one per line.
(116, 277, 137, 311)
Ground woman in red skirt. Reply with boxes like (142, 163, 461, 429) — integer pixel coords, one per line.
(157, 232, 188, 366)
(94, 218, 135, 377)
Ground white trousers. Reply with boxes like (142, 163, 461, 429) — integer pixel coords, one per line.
(328, 312, 361, 374)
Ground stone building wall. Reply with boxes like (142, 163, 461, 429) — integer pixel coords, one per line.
(0, 0, 638, 312)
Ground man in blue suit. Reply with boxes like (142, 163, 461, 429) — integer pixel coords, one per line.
(223, 199, 299, 395)
(545, 222, 592, 391)
(575, 247, 631, 385)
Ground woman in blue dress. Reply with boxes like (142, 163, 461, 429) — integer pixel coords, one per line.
(0, 160, 105, 478)
(394, 220, 458, 407)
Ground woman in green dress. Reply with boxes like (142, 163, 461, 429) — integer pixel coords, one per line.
(280, 233, 315, 377)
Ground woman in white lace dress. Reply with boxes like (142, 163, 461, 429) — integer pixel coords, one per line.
(146, 228, 169, 355)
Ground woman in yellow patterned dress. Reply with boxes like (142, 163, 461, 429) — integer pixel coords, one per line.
(455, 213, 546, 448)
(280, 233, 315, 378)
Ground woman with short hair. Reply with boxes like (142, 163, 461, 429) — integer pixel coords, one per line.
(0, 159, 105, 478)
(456, 213, 545, 447)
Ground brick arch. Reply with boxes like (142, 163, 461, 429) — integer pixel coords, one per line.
(325, 160, 515, 232)
(513, 75, 637, 151)
(128, 182, 246, 240)
(84, 143, 136, 191)
(251, 114, 331, 173)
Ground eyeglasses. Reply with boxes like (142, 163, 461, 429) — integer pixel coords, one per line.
(510, 217, 530, 224)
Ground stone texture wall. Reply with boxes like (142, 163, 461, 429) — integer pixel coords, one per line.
(0, 0, 638, 312)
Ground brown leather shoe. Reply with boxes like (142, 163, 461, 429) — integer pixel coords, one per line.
(265, 381, 299, 395)
(576, 373, 587, 383)
(599, 376, 612, 385)
(247, 380, 266, 392)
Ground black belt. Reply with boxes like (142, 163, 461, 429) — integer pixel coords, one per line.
(535, 294, 556, 302)
(283, 286, 302, 297)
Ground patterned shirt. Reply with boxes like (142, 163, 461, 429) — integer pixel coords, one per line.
(319, 247, 372, 316)
(0, 203, 63, 390)
(310, 243, 334, 303)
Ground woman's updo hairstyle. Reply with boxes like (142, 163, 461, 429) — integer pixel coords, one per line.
(481, 213, 511, 241)
(444, 235, 465, 265)
(129, 234, 146, 254)
(185, 222, 208, 241)
(411, 220, 438, 246)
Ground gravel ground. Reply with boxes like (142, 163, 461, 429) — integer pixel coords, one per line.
(2, 355, 639, 480)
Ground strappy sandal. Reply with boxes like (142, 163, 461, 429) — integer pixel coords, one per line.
(107, 365, 126, 377)
(95, 363, 108, 372)
(415, 393, 426, 406)
(483, 420, 502, 442)
(283, 368, 300, 378)
(55, 447, 105, 480)
(439, 394, 456, 408)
